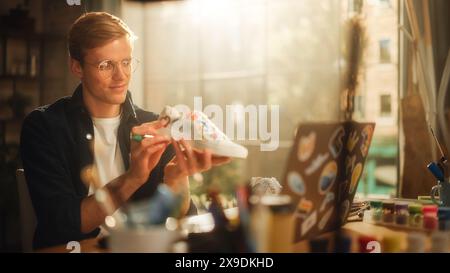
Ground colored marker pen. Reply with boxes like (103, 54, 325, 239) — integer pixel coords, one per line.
(131, 134, 154, 142)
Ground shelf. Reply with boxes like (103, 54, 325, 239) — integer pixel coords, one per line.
(0, 75, 39, 81)
(0, 116, 25, 122)
(0, 30, 41, 40)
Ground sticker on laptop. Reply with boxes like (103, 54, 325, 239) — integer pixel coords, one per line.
(318, 207, 334, 230)
(297, 131, 316, 162)
(360, 125, 374, 157)
(297, 198, 314, 214)
(349, 163, 362, 194)
(347, 130, 359, 153)
(328, 126, 345, 158)
(345, 155, 356, 177)
(301, 210, 317, 236)
(305, 153, 329, 176)
(287, 171, 306, 196)
(319, 192, 335, 213)
(318, 161, 337, 194)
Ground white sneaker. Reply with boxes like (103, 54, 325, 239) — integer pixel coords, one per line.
(157, 106, 248, 159)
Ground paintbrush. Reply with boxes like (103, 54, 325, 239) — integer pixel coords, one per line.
(430, 126, 447, 163)
(429, 126, 449, 180)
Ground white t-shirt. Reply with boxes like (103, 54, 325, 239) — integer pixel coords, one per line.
(89, 114, 125, 195)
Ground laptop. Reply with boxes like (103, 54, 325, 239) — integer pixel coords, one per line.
(281, 121, 375, 242)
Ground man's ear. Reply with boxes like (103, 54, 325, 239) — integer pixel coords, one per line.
(70, 58, 83, 79)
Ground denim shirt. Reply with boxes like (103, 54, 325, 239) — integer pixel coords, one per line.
(20, 84, 195, 249)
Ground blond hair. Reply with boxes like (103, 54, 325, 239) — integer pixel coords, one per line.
(68, 12, 137, 63)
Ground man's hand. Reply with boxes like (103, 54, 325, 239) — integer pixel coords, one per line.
(163, 139, 231, 193)
(81, 120, 170, 234)
(163, 139, 231, 216)
(125, 120, 170, 186)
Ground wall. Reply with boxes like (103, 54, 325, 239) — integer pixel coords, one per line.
(40, 0, 84, 104)
(0, 0, 117, 252)
(0, 0, 43, 33)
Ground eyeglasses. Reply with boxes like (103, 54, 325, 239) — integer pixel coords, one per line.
(84, 58, 140, 79)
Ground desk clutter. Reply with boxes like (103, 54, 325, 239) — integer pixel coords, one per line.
(307, 230, 450, 253)
(103, 178, 297, 253)
(98, 118, 449, 253)
(362, 199, 446, 231)
(101, 196, 450, 253)
(95, 170, 450, 253)
(298, 197, 450, 253)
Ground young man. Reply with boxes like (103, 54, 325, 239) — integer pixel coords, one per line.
(20, 12, 230, 249)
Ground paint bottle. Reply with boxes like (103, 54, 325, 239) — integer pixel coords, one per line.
(406, 232, 426, 253)
(408, 203, 423, 228)
(370, 201, 383, 223)
(208, 189, 229, 228)
(430, 232, 449, 253)
(235, 185, 255, 252)
(438, 207, 450, 231)
(309, 237, 330, 253)
(250, 195, 294, 252)
(394, 202, 409, 226)
(126, 183, 179, 226)
(334, 233, 352, 253)
(423, 205, 438, 230)
(207, 189, 234, 252)
(363, 209, 373, 223)
(383, 235, 402, 253)
(382, 201, 395, 224)
(358, 235, 378, 253)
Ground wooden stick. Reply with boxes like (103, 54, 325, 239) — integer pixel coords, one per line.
(422, 0, 432, 45)
(405, 0, 421, 41)
(399, 25, 414, 42)
(422, 0, 437, 94)
(437, 49, 450, 156)
(421, 0, 437, 156)
(405, 0, 436, 136)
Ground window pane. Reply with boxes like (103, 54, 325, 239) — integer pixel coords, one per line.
(379, 39, 391, 63)
(349, 0, 398, 198)
(380, 94, 392, 116)
(124, 0, 399, 202)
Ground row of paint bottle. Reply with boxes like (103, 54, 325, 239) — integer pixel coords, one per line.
(309, 231, 450, 253)
(368, 200, 446, 231)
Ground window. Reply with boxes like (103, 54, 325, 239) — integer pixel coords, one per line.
(354, 95, 366, 119)
(379, 0, 391, 8)
(349, 0, 398, 198)
(350, 0, 363, 13)
(380, 94, 392, 116)
(124, 0, 400, 203)
(379, 39, 391, 63)
(124, 0, 344, 210)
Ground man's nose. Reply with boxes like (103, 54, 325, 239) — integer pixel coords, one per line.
(112, 63, 127, 80)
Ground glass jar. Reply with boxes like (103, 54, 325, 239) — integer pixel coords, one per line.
(382, 201, 395, 224)
(394, 202, 409, 226)
(438, 207, 450, 231)
(370, 201, 383, 223)
(422, 205, 438, 230)
(408, 203, 423, 228)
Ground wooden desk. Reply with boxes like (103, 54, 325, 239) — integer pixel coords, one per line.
(291, 221, 406, 252)
(36, 221, 425, 253)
